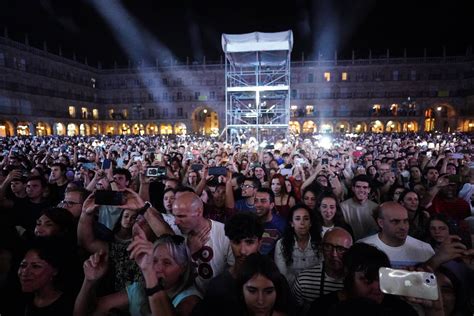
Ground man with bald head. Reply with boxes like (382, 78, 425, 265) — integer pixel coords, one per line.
(292, 227, 353, 314)
(172, 192, 233, 294)
(358, 201, 434, 267)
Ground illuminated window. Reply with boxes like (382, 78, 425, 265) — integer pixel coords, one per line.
(341, 72, 348, 81)
(91, 78, 96, 88)
(92, 109, 99, 119)
(122, 109, 128, 119)
(69, 106, 76, 118)
(305, 105, 314, 115)
(324, 72, 331, 82)
(81, 107, 88, 119)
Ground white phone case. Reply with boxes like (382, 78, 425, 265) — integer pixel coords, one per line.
(379, 267, 438, 300)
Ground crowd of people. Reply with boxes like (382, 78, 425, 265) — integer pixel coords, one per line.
(0, 131, 473, 316)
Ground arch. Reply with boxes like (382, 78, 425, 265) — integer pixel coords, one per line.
(174, 122, 187, 135)
(352, 122, 367, 133)
(146, 123, 159, 135)
(320, 122, 333, 133)
(0, 120, 14, 137)
(289, 121, 301, 135)
(160, 123, 173, 135)
(385, 120, 401, 132)
(67, 123, 78, 136)
(35, 122, 51, 136)
(132, 123, 145, 135)
(91, 123, 101, 135)
(16, 122, 31, 136)
(79, 123, 91, 136)
(192, 106, 219, 136)
(336, 121, 351, 133)
(369, 120, 384, 133)
(105, 124, 116, 135)
(432, 103, 456, 118)
(120, 123, 131, 135)
(460, 120, 474, 132)
(402, 121, 418, 132)
(302, 120, 317, 134)
(54, 123, 66, 136)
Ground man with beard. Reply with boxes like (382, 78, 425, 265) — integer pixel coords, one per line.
(292, 228, 353, 315)
(192, 212, 263, 315)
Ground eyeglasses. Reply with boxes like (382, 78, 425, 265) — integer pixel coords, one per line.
(241, 184, 255, 189)
(157, 234, 185, 245)
(321, 242, 348, 254)
(60, 200, 81, 207)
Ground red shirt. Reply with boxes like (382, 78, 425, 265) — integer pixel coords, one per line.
(427, 195, 470, 222)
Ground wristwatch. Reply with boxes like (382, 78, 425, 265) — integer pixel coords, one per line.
(145, 280, 164, 296)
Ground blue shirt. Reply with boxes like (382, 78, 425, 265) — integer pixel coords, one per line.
(260, 213, 286, 256)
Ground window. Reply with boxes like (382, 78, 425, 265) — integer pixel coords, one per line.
(81, 107, 88, 119)
(341, 72, 348, 81)
(91, 78, 96, 88)
(92, 109, 99, 119)
(163, 108, 169, 117)
(210, 91, 216, 100)
(68, 106, 76, 118)
(392, 70, 399, 81)
(19, 58, 26, 71)
(323, 72, 331, 82)
(148, 93, 154, 101)
(177, 107, 183, 117)
(122, 109, 128, 119)
(0, 52, 4, 66)
(308, 73, 314, 83)
(291, 89, 298, 98)
(163, 92, 168, 100)
(148, 108, 155, 118)
(162, 78, 168, 86)
(108, 109, 114, 119)
(176, 78, 183, 86)
(177, 92, 182, 100)
(305, 105, 314, 115)
(410, 70, 417, 81)
(195, 92, 200, 100)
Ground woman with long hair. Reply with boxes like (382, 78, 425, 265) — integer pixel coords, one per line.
(237, 253, 291, 316)
(274, 204, 321, 285)
(398, 189, 429, 240)
(314, 192, 353, 238)
(271, 174, 295, 219)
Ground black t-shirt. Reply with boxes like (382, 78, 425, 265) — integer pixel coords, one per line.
(24, 293, 74, 316)
(12, 199, 51, 235)
(309, 291, 418, 316)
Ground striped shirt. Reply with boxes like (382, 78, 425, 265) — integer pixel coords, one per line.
(291, 263, 344, 313)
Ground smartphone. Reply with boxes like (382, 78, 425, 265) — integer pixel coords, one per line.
(426, 151, 432, 158)
(451, 153, 464, 159)
(146, 166, 167, 177)
(101, 159, 111, 170)
(379, 267, 438, 300)
(94, 190, 125, 206)
(133, 156, 143, 162)
(280, 168, 292, 176)
(208, 166, 227, 176)
(250, 162, 261, 169)
(191, 164, 203, 172)
(81, 162, 96, 170)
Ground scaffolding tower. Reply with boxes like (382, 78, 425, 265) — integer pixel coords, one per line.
(221, 31, 293, 144)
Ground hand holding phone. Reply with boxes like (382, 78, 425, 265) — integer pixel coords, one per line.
(94, 190, 125, 206)
(379, 267, 438, 300)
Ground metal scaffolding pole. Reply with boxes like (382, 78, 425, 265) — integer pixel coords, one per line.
(222, 31, 293, 144)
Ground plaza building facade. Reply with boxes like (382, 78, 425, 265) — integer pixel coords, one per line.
(1, 32, 474, 137)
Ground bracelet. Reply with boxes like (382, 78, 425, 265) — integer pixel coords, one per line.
(145, 282, 163, 296)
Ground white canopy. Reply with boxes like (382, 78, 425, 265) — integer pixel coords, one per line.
(221, 30, 293, 53)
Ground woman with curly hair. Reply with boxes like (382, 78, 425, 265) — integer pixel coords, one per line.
(274, 204, 321, 285)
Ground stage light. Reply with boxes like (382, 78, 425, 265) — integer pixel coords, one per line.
(320, 136, 332, 149)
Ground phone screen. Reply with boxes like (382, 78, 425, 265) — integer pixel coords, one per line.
(94, 190, 125, 205)
(208, 167, 227, 176)
(101, 159, 111, 170)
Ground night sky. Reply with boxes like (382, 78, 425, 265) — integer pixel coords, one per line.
(0, 0, 472, 67)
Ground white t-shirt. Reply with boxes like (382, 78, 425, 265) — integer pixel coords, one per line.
(189, 220, 234, 295)
(358, 234, 435, 267)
